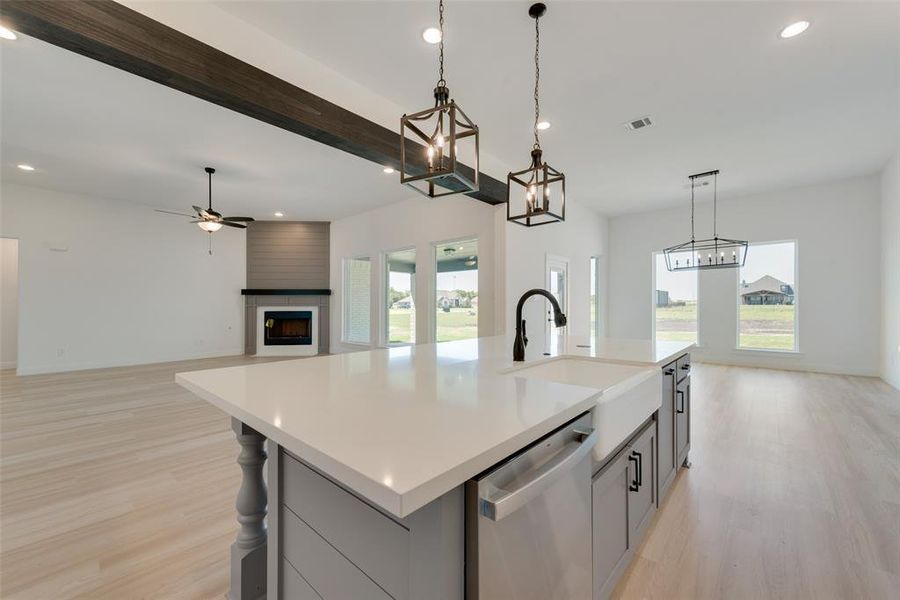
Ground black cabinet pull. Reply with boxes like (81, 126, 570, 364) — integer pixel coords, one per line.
(664, 368, 675, 376)
(676, 389, 685, 413)
(632, 450, 643, 488)
(627, 455, 639, 491)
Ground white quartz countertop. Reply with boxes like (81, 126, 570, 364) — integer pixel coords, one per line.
(176, 336, 692, 518)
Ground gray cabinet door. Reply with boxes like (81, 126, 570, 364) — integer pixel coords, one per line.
(657, 362, 677, 504)
(675, 377, 691, 468)
(627, 424, 656, 547)
(592, 450, 631, 600)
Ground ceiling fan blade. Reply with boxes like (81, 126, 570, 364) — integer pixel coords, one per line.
(192, 205, 212, 218)
(222, 216, 255, 222)
(220, 220, 248, 229)
(155, 209, 195, 218)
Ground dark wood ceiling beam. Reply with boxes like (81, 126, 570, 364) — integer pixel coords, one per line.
(0, 0, 507, 205)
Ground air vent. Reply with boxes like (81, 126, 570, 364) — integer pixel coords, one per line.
(624, 116, 653, 131)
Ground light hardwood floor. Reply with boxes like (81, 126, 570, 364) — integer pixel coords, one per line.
(1, 359, 898, 599)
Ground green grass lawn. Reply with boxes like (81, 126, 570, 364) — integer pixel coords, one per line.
(388, 309, 414, 344)
(388, 308, 478, 344)
(739, 304, 795, 350)
(655, 303, 795, 350)
(437, 308, 478, 342)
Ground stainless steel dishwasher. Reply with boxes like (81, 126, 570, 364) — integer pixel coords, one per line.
(465, 412, 596, 600)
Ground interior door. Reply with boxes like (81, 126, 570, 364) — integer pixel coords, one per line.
(545, 255, 569, 351)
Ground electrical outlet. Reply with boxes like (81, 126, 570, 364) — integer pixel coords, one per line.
(56, 348, 64, 357)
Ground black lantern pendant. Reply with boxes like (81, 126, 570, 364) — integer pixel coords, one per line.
(507, 3, 565, 227)
(400, 0, 480, 198)
(662, 170, 749, 271)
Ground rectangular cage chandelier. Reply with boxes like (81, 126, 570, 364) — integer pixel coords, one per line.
(399, 0, 480, 198)
(662, 170, 749, 271)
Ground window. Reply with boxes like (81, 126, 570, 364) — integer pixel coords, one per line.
(385, 248, 416, 345)
(738, 241, 797, 351)
(342, 257, 371, 344)
(590, 256, 600, 339)
(653, 253, 698, 343)
(435, 239, 478, 342)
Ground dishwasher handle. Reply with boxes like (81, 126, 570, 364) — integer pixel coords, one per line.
(480, 426, 597, 522)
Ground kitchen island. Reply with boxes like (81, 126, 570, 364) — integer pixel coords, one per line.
(176, 336, 692, 600)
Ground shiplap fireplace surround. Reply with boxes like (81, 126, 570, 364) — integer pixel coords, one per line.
(244, 220, 331, 355)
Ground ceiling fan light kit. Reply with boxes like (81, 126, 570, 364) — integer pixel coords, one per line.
(155, 166, 255, 254)
(506, 3, 566, 227)
(400, 0, 480, 198)
(663, 170, 749, 272)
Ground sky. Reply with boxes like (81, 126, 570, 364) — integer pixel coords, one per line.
(655, 241, 795, 302)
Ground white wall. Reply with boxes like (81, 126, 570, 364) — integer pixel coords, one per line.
(608, 175, 882, 376)
(0, 184, 245, 374)
(881, 152, 900, 389)
(1, 238, 18, 369)
(329, 195, 498, 353)
(500, 200, 609, 353)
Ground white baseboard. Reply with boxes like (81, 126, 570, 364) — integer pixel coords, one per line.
(15, 347, 244, 376)
(693, 353, 879, 378)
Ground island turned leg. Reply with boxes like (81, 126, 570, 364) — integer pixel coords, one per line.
(227, 419, 267, 600)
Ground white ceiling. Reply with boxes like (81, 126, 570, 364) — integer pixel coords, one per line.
(0, 34, 405, 221)
(2, 2, 899, 219)
(217, 0, 900, 214)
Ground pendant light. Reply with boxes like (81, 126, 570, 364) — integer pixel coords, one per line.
(507, 3, 565, 227)
(400, 0, 480, 198)
(662, 170, 749, 271)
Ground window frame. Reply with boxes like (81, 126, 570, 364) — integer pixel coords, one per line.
(590, 256, 602, 339)
(651, 250, 700, 345)
(735, 239, 800, 353)
(341, 255, 372, 346)
(382, 246, 417, 347)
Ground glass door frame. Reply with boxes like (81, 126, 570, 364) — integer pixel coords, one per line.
(382, 246, 417, 347)
(545, 254, 570, 348)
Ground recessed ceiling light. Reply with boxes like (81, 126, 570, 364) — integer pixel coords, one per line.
(274, 211, 284, 218)
(422, 27, 442, 44)
(383, 167, 395, 174)
(17, 164, 35, 171)
(780, 21, 810, 39)
(0, 26, 17, 41)
(536, 121, 551, 131)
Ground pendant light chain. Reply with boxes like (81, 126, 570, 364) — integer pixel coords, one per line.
(713, 171, 718, 239)
(690, 177, 696, 241)
(437, 0, 445, 86)
(533, 13, 541, 149)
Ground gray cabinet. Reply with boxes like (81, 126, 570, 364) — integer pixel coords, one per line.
(627, 424, 656, 543)
(592, 422, 656, 600)
(592, 450, 631, 600)
(675, 375, 691, 468)
(269, 448, 464, 600)
(657, 362, 677, 503)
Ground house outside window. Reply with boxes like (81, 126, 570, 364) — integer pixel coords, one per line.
(434, 238, 479, 342)
(737, 241, 798, 351)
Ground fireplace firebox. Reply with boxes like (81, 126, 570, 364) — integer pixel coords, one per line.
(255, 305, 319, 356)
(264, 311, 312, 346)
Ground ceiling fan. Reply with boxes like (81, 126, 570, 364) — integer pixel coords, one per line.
(156, 167, 255, 233)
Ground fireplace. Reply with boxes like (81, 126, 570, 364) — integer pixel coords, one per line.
(256, 306, 318, 356)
